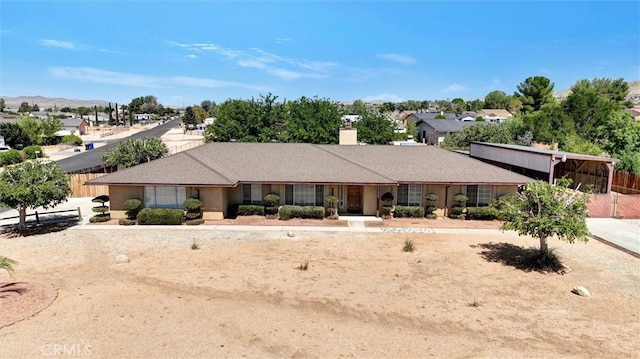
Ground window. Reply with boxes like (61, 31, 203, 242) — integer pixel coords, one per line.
(144, 186, 186, 209)
(243, 184, 262, 204)
(466, 185, 492, 207)
(285, 184, 324, 206)
(397, 184, 422, 206)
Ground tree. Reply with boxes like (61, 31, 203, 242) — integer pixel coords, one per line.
(101, 138, 169, 168)
(441, 123, 513, 150)
(514, 76, 555, 113)
(0, 122, 32, 148)
(200, 100, 215, 112)
(483, 91, 510, 109)
(466, 99, 484, 112)
(354, 111, 395, 144)
(451, 98, 466, 114)
(18, 102, 31, 114)
(182, 106, 197, 127)
(17, 116, 43, 145)
(379, 102, 396, 113)
(0, 98, 6, 112)
(0, 161, 72, 229)
(285, 96, 342, 144)
(40, 118, 63, 145)
(500, 178, 591, 253)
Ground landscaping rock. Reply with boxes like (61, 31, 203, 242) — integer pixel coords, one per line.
(115, 254, 130, 264)
(571, 286, 591, 297)
(287, 231, 295, 237)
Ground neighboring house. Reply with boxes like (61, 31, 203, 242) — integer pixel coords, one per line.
(86, 142, 533, 220)
(474, 109, 513, 123)
(29, 111, 50, 120)
(406, 112, 459, 127)
(0, 113, 19, 124)
(59, 118, 89, 135)
(416, 119, 484, 145)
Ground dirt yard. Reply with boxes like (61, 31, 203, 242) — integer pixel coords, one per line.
(1, 227, 638, 358)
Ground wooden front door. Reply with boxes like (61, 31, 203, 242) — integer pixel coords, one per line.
(346, 186, 362, 213)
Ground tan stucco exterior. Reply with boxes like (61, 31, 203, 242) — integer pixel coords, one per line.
(362, 185, 378, 215)
(199, 187, 227, 220)
(108, 185, 144, 219)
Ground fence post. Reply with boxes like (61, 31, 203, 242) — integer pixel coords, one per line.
(77, 206, 82, 220)
(35, 211, 40, 224)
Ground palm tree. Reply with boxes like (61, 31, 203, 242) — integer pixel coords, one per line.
(0, 256, 17, 278)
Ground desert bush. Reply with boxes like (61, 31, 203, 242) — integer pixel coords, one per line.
(183, 197, 202, 220)
(137, 208, 184, 225)
(297, 259, 309, 271)
(191, 240, 200, 250)
(62, 134, 83, 146)
(279, 205, 325, 220)
(118, 218, 136, 226)
(123, 198, 142, 220)
(237, 204, 265, 216)
(393, 205, 425, 218)
(466, 206, 498, 220)
(22, 145, 44, 159)
(0, 150, 23, 166)
(403, 239, 414, 252)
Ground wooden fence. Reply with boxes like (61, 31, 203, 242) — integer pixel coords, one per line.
(1, 207, 81, 229)
(69, 173, 109, 198)
(612, 170, 640, 194)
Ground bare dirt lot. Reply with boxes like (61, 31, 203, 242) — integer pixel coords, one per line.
(1, 227, 638, 358)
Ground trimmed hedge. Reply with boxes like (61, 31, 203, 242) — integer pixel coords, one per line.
(89, 214, 110, 223)
(466, 206, 498, 220)
(124, 199, 142, 220)
(278, 205, 325, 220)
(393, 205, 425, 218)
(137, 208, 184, 225)
(23, 145, 44, 159)
(119, 218, 136, 226)
(449, 206, 465, 219)
(185, 218, 205, 225)
(380, 205, 393, 218)
(237, 204, 265, 216)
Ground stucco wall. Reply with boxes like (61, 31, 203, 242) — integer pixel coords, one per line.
(199, 187, 226, 220)
(362, 186, 378, 216)
(109, 185, 144, 219)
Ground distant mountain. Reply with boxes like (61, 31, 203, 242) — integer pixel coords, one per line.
(554, 80, 640, 101)
(0, 95, 111, 109)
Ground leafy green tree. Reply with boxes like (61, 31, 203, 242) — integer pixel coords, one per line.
(466, 99, 484, 112)
(442, 123, 513, 150)
(560, 134, 604, 156)
(521, 102, 573, 144)
(76, 106, 91, 118)
(182, 106, 197, 127)
(354, 110, 395, 144)
(514, 76, 555, 113)
(200, 100, 215, 113)
(128, 97, 145, 125)
(0, 98, 5, 112)
(285, 96, 343, 144)
(614, 151, 640, 173)
(0, 122, 32, 148)
(500, 178, 591, 253)
(0, 161, 72, 230)
(102, 138, 169, 168)
(379, 102, 396, 113)
(192, 106, 208, 124)
(451, 98, 466, 114)
(483, 91, 510, 109)
(18, 102, 31, 114)
(40, 118, 63, 145)
(17, 116, 42, 145)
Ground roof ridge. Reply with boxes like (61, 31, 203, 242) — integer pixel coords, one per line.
(183, 151, 237, 185)
(313, 145, 398, 184)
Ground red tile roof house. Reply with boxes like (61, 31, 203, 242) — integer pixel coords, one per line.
(85, 143, 533, 220)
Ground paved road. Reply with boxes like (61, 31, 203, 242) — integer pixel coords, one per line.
(586, 218, 640, 257)
(57, 119, 180, 173)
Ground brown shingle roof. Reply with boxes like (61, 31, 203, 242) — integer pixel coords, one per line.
(86, 143, 533, 186)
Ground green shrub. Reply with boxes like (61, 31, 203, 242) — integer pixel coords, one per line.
(449, 205, 465, 219)
(380, 205, 393, 218)
(185, 218, 205, 225)
(425, 193, 438, 202)
(92, 206, 109, 214)
(453, 193, 469, 204)
(89, 214, 110, 223)
(118, 218, 136, 226)
(0, 149, 23, 166)
(62, 134, 83, 146)
(425, 213, 437, 219)
(381, 192, 394, 204)
(425, 205, 437, 214)
(278, 205, 325, 220)
(393, 205, 425, 218)
(237, 204, 265, 216)
(23, 145, 44, 159)
(265, 206, 278, 215)
(92, 195, 110, 203)
(183, 197, 202, 220)
(466, 206, 498, 220)
(263, 193, 280, 206)
(123, 198, 142, 220)
(403, 239, 414, 252)
(137, 208, 184, 225)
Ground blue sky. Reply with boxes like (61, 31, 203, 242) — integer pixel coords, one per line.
(1, 1, 638, 107)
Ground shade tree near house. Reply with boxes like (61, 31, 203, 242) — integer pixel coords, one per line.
(484, 90, 510, 110)
(101, 138, 169, 168)
(0, 161, 72, 230)
(500, 178, 591, 253)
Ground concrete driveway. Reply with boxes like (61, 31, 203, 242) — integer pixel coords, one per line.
(587, 218, 640, 257)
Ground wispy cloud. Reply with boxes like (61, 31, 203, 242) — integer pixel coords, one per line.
(347, 68, 379, 82)
(377, 53, 417, 65)
(167, 40, 336, 80)
(362, 94, 405, 103)
(41, 39, 76, 49)
(41, 38, 120, 54)
(442, 83, 469, 93)
(49, 66, 270, 91)
(275, 38, 291, 44)
(186, 54, 198, 59)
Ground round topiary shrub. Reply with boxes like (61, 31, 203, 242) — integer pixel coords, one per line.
(124, 198, 142, 220)
(425, 193, 438, 202)
(453, 193, 469, 204)
(381, 192, 394, 203)
(183, 198, 202, 211)
(263, 193, 281, 207)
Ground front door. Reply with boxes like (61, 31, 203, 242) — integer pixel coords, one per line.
(346, 186, 362, 214)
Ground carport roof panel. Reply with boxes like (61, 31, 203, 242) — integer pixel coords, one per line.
(470, 142, 618, 163)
